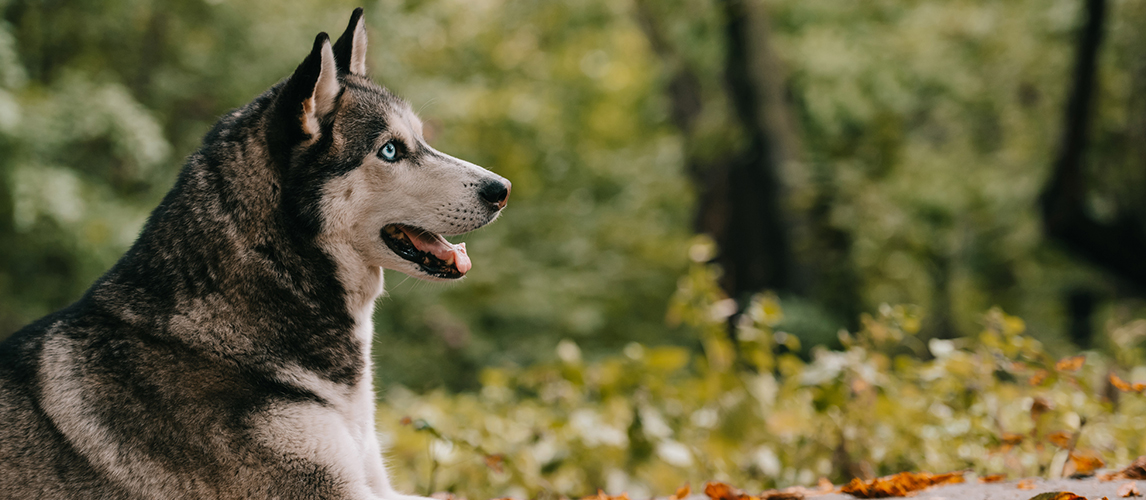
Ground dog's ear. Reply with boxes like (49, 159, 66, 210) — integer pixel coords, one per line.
(279, 33, 340, 139)
(332, 7, 367, 76)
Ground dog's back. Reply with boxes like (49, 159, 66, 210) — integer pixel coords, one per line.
(0, 309, 136, 498)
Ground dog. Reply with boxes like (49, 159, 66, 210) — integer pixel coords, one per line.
(0, 8, 509, 499)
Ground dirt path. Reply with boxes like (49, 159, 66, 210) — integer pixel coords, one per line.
(807, 478, 1142, 500)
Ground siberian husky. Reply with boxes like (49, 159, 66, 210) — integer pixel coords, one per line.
(0, 8, 510, 499)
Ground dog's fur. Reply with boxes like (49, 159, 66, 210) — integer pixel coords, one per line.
(0, 9, 509, 499)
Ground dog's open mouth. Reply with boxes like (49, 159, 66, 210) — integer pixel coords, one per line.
(380, 224, 471, 279)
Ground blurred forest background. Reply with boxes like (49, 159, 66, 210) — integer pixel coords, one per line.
(2, 0, 1144, 387)
(2, 0, 1146, 496)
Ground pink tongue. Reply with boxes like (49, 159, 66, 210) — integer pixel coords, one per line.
(401, 228, 471, 274)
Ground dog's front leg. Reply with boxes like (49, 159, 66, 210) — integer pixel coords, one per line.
(361, 435, 439, 500)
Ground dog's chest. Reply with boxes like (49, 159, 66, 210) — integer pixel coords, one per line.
(261, 333, 383, 480)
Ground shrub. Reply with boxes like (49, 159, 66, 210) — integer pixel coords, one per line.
(377, 245, 1146, 500)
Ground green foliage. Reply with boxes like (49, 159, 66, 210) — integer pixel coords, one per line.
(0, 0, 373, 330)
(365, 0, 695, 389)
(644, 0, 1146, 344)
(376, 254, 1146, 500)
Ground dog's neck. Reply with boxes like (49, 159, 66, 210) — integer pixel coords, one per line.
(87, 94, 379, 385)
(318, 234, 386, 336)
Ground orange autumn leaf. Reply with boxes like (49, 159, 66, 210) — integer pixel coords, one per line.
(1047, 431, 1073, 449)
(1110, 373, 1146, 393)
(704, 482, 805, 500)
(1002, 433, 1025, 446)
(483, 454, 505, 474)
(979, 474, 1006, 483)
(704, 482, 734, 500)
(671, 484, 692, 500)
(1055, 355, 1085, 372)
(1064, 450, 1105, 478)
(1111, 373, 1133, 392)
(1029, 370, 1050, 386)
(705, 482, 756, 500)
(1028, 492, 1085, 500)
(839, 471, 964, 498)
(817, 478, 835, 493)
(1017, 480, 1038, 490)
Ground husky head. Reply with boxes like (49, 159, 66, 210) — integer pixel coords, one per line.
(270, 8, 510, 285)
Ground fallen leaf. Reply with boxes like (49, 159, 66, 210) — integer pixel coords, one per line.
(1055, 355, 1085, 372)
(1102, 456, 1146, 481)
(979, 475, 1006, 483)
(1018, 479, 1038, 490)
(671, 484, 692, 500)
(1118, 483, 1142, 498)
(704, 482, 812, 500)
(761, 491, 804, 500)
(1047, 431, 1072, 449)
(1028, 492, 1085, 500)
(705, 482, 756, 500)
(818, 478, 835, 493)
(1064, 450, 1105, 478)
(839, 471, 964, 498)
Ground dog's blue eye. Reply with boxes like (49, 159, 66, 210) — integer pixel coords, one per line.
(380, 141, 398, 161)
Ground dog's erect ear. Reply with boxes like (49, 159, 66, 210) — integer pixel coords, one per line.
(332, 7, 367, 76)
(280, 33, 340, 139)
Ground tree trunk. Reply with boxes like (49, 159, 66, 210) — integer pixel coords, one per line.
(1040, 0, 1146, 293)
(707, 0, 795, 301)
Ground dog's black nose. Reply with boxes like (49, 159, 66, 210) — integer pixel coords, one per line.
(478, 179, 511, 210)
